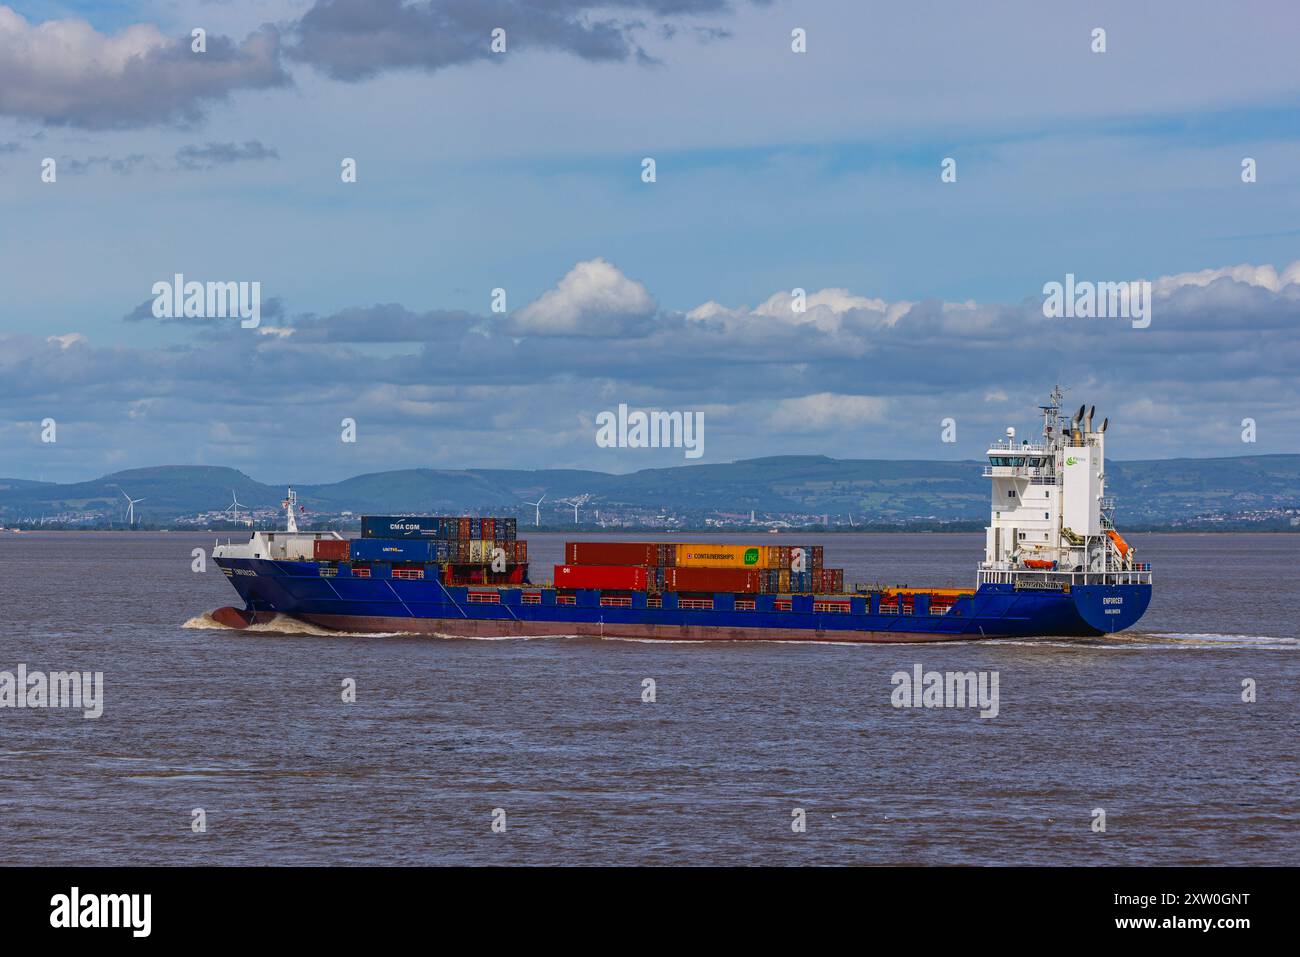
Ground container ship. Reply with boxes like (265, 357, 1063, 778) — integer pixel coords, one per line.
(210, 388, 1152, 642)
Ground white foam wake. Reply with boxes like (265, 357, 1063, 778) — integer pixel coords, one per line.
(181, 612, 412, 639)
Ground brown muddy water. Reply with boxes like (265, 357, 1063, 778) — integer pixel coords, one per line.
(0, 530, 1295, 865)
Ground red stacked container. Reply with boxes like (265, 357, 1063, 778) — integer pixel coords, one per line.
(313, 539, 350, 560)
(554, 564, 648, 590)
(664, 566, 761, 594)
(565, 542, 658, 566)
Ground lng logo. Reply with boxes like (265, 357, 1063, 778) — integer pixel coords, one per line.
(595, 403, 703, 460)
(0, 664, 103, 718)
(1042, 273, 1152, 329)
(890, 664, 1000, 718)
(151, 273, 262, 328)
(50, 887, 151, 937)
(743, 548, 760, 565)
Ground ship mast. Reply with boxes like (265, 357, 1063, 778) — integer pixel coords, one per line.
(1040, 384, 1065, 449)
(282, 488, 299, 534)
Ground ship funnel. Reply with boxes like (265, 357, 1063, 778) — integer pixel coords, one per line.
(1087, 405, 1095, 432)
(1100, 417, 1108, 433)
(1076, 404, 1086, 423)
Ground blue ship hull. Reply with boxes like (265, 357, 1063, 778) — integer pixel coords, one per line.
(213, 558, 1152, 642)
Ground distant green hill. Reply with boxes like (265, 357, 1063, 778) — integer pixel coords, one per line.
(0, 478, 56, 491)
(0, 455, 1296, 525)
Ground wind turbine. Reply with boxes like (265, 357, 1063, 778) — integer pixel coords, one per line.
(560, 493, 591, 524)
(522, 493, 546, 527)
(117, 488, 145, 527)
(224, 490, 249, 526)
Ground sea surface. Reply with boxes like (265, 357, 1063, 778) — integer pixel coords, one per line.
(0, 530, 1295, 866)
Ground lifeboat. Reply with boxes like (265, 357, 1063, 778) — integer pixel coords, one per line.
(1106, 529, 1131, 558)
(1023, 559, 1055, 569)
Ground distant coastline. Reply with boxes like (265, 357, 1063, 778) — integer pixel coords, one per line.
(3, 454, 1298, 532)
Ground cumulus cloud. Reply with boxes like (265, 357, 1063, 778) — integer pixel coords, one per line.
(46, 332, 87, 349)
(770, 393, 891, 431)
(0, 7, 289, 128)
(750, 288, 914, 333)
(6, 257, 1300, 479)
(0, 1, 754, 129)
(1152, 260, 1300, 296)
(287, 0, 746, 81)
(510, 258, 657, 336)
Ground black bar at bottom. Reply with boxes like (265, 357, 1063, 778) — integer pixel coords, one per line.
(0, 865, 1285, 942)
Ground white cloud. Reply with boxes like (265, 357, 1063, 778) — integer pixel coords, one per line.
(693, 287, 914, 335)
(770, 393, 890, 432)
(46, 332, 86, 349)
(1153, 259, 1300, 296)
(685, 300, 736, 322)
(0, 6, 287, 128)
(511, 258, 656, 336)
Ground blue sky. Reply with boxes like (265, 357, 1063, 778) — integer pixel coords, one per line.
(1, 0, 1298, 482)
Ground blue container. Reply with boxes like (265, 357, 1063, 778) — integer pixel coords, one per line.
(349, 538, 432, 562)
(361, 516, 437, 539)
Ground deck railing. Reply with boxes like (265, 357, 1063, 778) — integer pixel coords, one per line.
(977, 563, 1152, 586)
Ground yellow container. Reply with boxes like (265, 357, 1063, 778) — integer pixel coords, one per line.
(675, 543, 767, 568)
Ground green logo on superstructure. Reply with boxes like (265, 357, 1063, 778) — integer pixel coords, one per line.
(744, 548, 760, 565)
(1066, 456, 1078, 466)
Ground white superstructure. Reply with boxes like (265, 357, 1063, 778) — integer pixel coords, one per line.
(212, 487, 343, 561)
(979, 387, 1151, 586)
